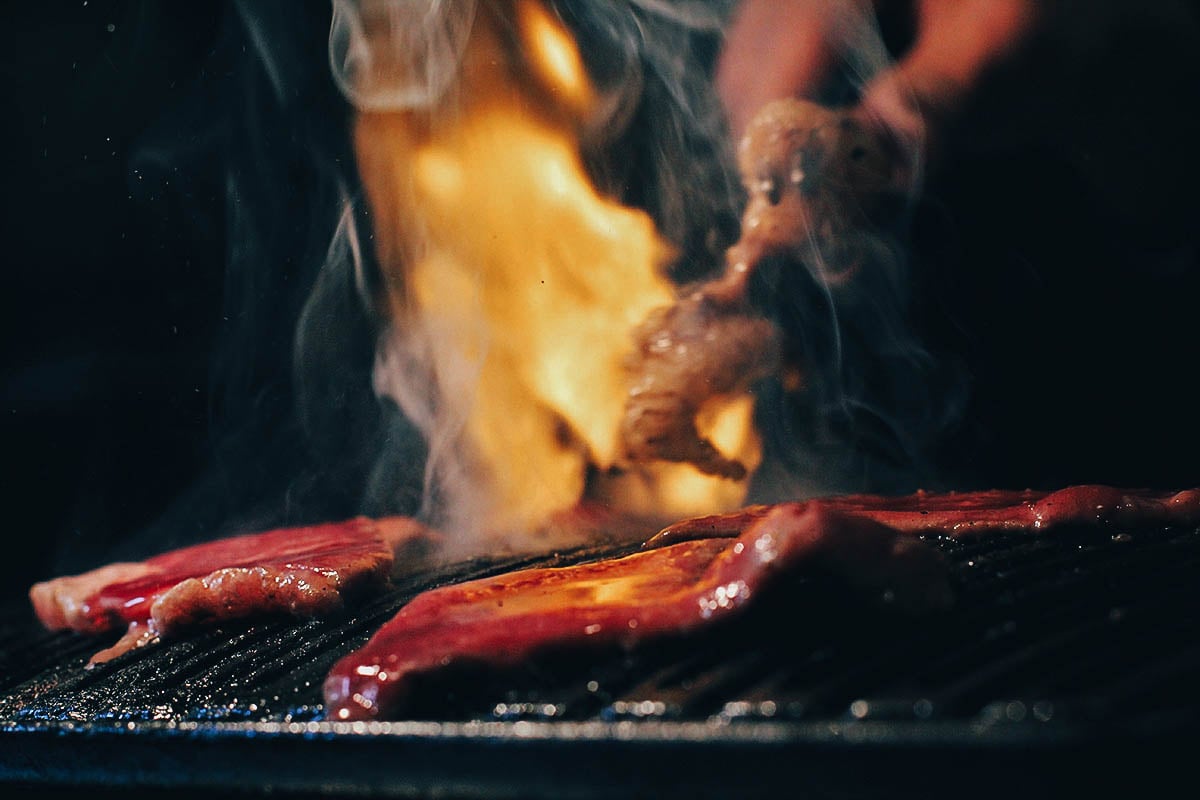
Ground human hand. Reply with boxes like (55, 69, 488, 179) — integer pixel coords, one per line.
(716, 0, 1039, 174)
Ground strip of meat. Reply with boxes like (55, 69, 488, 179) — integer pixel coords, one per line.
(30, 516, 433, 663)
(647, 485, 1200, 546)
(324, 502, 949, 720)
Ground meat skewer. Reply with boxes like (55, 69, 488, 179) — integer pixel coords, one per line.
(619, 98, 895, 478)
(706, 97, 895, 303)
(620, 296, 781, 480)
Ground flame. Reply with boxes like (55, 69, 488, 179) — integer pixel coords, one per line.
(356, 0, 760, 538)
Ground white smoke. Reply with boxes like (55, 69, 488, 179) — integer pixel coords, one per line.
(329, 0, 479, 111)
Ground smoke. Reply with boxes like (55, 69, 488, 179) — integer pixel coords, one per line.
(150, 0, 959, 552)
(116, 0, 961, 558)
(108, 0, 969, 563)
(735, 3, 964, 499)
(306, 0, 966, 545)
(328, 0, 479, 111)
(102, 1, 394, 558)
(42, 1, 1198, 568)
(329, 0, 741, 270)
(315, 0, 750, 547)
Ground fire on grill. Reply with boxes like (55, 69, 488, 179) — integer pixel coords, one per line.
(28, 0, 911, 684)
(10, 0, 1200, 770)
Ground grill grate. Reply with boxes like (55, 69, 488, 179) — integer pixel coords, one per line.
(1, 523, 1198, 797)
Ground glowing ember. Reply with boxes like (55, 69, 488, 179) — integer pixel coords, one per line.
(355, 0, 760, 539)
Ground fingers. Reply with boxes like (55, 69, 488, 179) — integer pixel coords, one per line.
(716, 0, 865, 140)
(857, 0, 1039, 166)
(717, 0, 1040, 175)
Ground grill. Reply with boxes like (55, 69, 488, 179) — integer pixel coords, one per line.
(2, 521, 1198, 798)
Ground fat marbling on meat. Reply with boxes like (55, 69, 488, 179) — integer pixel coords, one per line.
(30, 516, 433, 663)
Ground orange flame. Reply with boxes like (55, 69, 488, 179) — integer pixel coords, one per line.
(356, 0, 760, 539)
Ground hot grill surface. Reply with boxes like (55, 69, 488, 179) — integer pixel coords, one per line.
(1, 522, 1198, 798)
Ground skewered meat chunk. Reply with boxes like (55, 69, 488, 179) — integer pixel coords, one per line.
(619, 98, 893, 477)
(620, 293, 781, 480)
(706, 97, 894, 303)
(324, 501, 950, 720)
(30, 516, 433, 663)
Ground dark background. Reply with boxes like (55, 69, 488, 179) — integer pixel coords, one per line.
(2, 1, 229, 598)
(3, 0, 1200, 604)
(1, 0, 372, 601)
